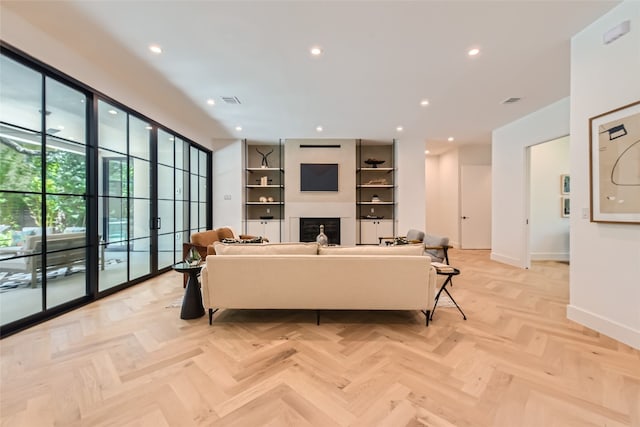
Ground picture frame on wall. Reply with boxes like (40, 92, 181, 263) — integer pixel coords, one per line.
(561, 197, 570, 218)
(561, 174, 570, 194)
(589, 100, 640, 224)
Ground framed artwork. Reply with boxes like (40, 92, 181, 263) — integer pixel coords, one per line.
(561, 197, 570, 218)
(589, 100, 640, 223)
(561, 174, 570, 194)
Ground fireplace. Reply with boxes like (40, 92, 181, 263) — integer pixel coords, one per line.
(299, 217, 340, 245)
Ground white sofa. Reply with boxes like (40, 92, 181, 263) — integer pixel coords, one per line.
(200, 242, 437, 326)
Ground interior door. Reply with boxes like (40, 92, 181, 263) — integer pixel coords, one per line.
(460, 165, 492, 249)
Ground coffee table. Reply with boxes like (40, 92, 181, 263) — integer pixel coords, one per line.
(172, 262, 205, 319)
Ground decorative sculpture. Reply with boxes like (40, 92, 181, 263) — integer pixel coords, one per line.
(256, 148, 273, 168)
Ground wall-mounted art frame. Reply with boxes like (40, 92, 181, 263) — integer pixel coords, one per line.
(561, 197, 570, 218)
(589, 100, 640, 223)
(561, 174, 570, 194)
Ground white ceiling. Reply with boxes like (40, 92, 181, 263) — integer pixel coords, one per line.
(5, 1, 620, 154)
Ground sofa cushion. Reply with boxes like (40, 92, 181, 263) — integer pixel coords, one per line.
(214, 241, 319, 255)
(318, 244, 425, 256)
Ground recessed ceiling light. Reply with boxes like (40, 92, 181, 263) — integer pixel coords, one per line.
(310, 46, 323, 56)
(108, 109, 117, 115)
(448, 137, 455, 142)
(468, 48, 480, 56)
(149, 44, 163, 54)
(420, 99, 429, 107)
(206, 99, 215, 106)
(424, 150, 430, 155)
(396, 126, 404, 132)
(316, 126, 323, 132)
(235, 126, 242, 131)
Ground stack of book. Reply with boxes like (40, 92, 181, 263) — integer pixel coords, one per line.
(431, 262, 455, 273)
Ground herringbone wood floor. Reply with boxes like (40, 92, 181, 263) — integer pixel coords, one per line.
(1, 250, 639, 426)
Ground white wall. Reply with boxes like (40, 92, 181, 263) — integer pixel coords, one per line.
(283, 139, 357, 245)
(436, 149, 460, 247)
(425, 145, 491, 247)
(396, 138, 426, 234)
(425, 156, 441, 232)
(212, 141, 243, 233)
(567, 1, 640, 349)
(492, 98, 570, 267)
(529, 136, 570, 261)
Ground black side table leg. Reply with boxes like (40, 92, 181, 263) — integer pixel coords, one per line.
(181, 271, 205, 319)
(430, 276, 451, 321)
(440, 286, 467, 320)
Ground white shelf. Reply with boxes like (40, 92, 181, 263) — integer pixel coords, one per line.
(246, 168, 283, 172)
(357, 167, 394, 172)
(357, 201, 395, 205)
(246, 202, 283, 205)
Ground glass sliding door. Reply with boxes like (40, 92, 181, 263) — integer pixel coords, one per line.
(43, 77, 88, 308)
(190, 145, 210, 237)
(98, 102, 128, 291)
(0, 46, 212, 335)
(156, 131, 209, 268)
(97, 101, 152, 291)
(0, 55, 46, 324)
(0, 54, 89, 326)
(175, 138, 190, 262)
(157, 129, 175, 269)
(129, 117, 152, 280)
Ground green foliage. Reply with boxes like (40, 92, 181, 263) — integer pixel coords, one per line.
(0, 142, 86, 233)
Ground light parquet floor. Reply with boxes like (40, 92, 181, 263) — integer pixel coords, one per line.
(1, 250, 639, 426)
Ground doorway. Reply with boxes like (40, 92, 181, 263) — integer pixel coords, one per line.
(525, 136, 570, 269)
(460, 165, 492, 249)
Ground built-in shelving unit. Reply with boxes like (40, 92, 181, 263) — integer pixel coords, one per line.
(243, 140, 284, 242)
(356, 139, 396, 244)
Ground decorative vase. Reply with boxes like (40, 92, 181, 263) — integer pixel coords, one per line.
(316, 224, 329, 247)
(185, 246, 202, 265)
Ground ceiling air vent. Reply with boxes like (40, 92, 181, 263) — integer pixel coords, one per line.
(221, 96, 241, 105)
(501, 97, 521, 104)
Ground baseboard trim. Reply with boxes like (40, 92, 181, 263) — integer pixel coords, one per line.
(490, 252, 524, 268)
(530, 252, 570, 261)
(567, 305, 640, 350)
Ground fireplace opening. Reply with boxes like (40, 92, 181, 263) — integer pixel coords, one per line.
(299, 217, 340, 245)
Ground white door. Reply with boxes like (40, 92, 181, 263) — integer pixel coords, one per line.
(460, 165, 492, 249)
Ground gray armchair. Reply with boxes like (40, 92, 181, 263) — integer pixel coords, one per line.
(378, 229, 451, 264)
(423, 234, 450, 264)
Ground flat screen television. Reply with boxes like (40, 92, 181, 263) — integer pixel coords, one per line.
(300, 163, 338, 192)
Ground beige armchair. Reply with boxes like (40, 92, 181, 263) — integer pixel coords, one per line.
(182, 227, 266, 260)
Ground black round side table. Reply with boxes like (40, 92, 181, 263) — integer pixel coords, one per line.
(172, 262, 205, 319)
